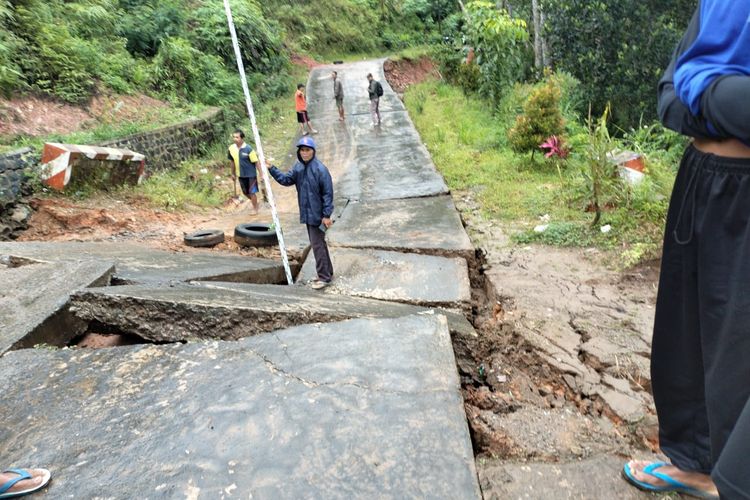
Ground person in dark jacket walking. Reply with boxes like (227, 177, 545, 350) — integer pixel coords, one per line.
(623, 1, 750, 499)
(268, 136, 334, 290)
(367, 73, 382, 126)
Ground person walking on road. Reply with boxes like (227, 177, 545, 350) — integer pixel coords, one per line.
(267, 136, 334, 290)
(295, 83, 318, 136)
(367, 73, 383, 126)
(333, 71, 344, 121)
(227, 129, 262, 215)
(622, 1, 750, 499)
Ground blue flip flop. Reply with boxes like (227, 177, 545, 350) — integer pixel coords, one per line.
(622, 462, 719, 499)
(0, 468, 51, 499)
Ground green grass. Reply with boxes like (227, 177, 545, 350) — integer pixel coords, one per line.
(128, 150, 226, 210)
(404, 79, 679, 266)
(405, 81, 575, 223)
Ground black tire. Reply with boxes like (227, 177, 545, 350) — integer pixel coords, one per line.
(234, 223, 278, 248)
(333, 60, 344, 65)
(184, 229, 225, 247)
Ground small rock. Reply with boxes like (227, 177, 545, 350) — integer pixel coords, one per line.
(10, 205, 31, 223)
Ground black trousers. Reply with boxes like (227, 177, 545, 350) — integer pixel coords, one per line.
(652, 145, 750, 498)
(306, 224, 333, 282)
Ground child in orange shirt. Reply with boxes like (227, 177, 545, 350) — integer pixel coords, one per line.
(295, 83, 318, 136)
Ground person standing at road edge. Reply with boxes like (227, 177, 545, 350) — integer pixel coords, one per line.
(295, 83, 318, 136)
(227, 129, 262, 215)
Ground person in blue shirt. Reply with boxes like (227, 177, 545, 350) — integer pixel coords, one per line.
(623, 2, 750, 499)
(227, 129, 262, 215)
(267, 136, 334, 290)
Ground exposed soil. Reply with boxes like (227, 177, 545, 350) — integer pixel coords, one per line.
(20, 194, 298, 261)
(452, 190, 660, 466)
(291, 53, 323, 70)
(0, 92, 170, 140)
(383, 56, 440, 94)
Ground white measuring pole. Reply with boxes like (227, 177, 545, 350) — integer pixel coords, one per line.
(223, 0, 293, 285)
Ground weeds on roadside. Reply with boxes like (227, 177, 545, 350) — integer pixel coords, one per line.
(404, 77, 680, 268)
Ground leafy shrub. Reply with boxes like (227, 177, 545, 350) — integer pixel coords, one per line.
(465, 1, 529, 102)
(7, 0, 139, 102)
(117, 0, 185, 57)
(543, 0, 695, 130)
(189, 0, 286, 75)
(507, 77, 564, 155)
(0, 2, 23, 96)
(148, 36, 241, 105)
(571, 106, 623, 226)
(262, 0, 381, 54)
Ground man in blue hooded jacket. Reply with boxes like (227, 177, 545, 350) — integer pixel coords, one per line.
(268, 136, 334, 290)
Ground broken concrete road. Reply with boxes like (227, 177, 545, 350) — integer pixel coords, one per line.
(0, 314, 481, 499)
(298, 247, 471, 309)
(0, 257, 113, 353)
(70, 281, 475, 343)
(0, 241, 285, 285)
(332, 112, 449, 202)
(328, 195, 474, 260)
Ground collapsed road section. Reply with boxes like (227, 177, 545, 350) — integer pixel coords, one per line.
(0, 59, 656, 499)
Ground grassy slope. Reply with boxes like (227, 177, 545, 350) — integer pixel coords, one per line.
(405, 79, 679, 266)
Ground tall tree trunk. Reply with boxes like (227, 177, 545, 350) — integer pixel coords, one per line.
(532, 0, 543, 69)
(540, 7, 550, 67)
(496, 1, 512, 17)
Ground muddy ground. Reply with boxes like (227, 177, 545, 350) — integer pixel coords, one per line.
(11, 55, 661, 495)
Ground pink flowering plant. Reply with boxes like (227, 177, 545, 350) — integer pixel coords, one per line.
(540, 135, 570, 183)
(540, 135, 570, 159)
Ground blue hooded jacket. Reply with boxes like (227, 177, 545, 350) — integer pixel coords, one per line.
(269, 137, 334, 226)
(674, 0, 750, 115)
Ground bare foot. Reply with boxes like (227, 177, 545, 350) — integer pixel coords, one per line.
(625, 461, 718, 497)
(0, 468, 51, 495)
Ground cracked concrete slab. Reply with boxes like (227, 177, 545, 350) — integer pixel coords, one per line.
(301, 61, 448, 202)
(0, 314, 480, 499)
(298, 247, 470, 310)
(0, 241, 285, 284)
(328, 112, 448, 202)
(328, 195, 474, 260)
(70, 281, 476, 343)
(0, 257, 114, 353)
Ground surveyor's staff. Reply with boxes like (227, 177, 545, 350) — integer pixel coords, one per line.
(222, 0, 293, 285)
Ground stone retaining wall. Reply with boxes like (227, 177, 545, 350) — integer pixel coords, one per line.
(0, 106, 228, 240)
(0, 147, 36, 239)
(99, 107, 225, 171)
